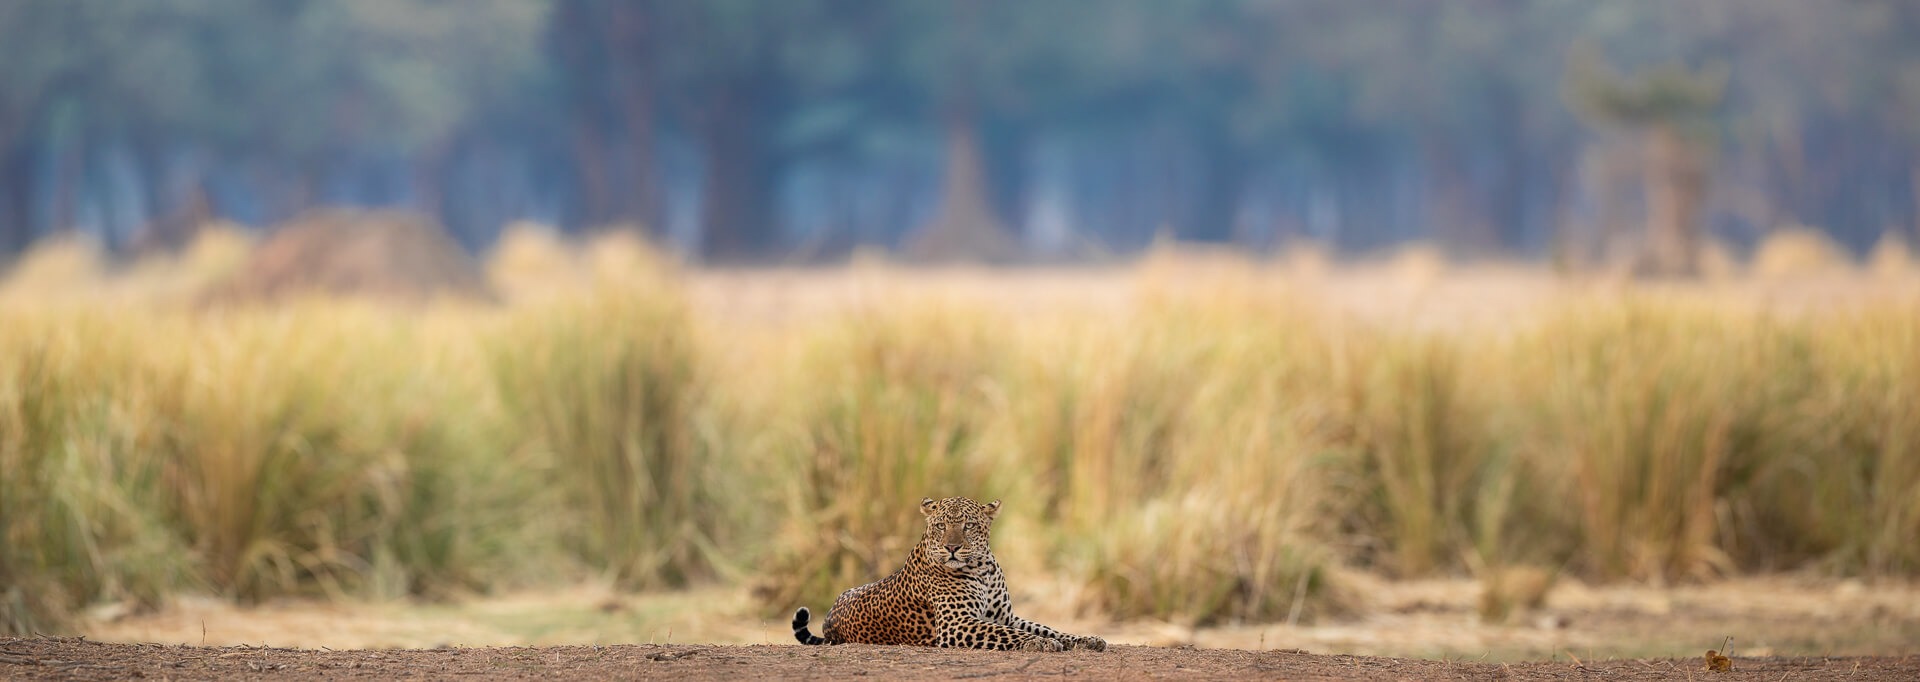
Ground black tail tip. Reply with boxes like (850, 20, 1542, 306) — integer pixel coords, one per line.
(792, 607, 825, 645)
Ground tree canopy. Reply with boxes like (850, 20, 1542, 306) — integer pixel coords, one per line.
(1, 0, 1917, 262)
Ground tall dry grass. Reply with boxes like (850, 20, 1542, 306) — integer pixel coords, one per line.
(1499, 303, 1920, 580)
(754, 306, 1018, 611)
(1, 311, 190, 633)
(1030, 297, 1353, 624)
(4, 235, 1919, 633)
(0, 303, 536, 632)
(492, 284, 727, 590)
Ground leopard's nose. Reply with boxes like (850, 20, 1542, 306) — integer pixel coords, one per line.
(945, 543, 961, 553)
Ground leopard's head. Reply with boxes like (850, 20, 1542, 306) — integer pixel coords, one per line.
(919, 496, 1000, 573)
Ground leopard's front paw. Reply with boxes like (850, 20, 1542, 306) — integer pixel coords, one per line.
(1018, 637, 1063, 652)
(1069, 635, 1107, 652)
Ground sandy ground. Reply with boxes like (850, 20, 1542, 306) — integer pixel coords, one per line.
(68, 576, 1920, 671)
(5, 637, 1917, 681)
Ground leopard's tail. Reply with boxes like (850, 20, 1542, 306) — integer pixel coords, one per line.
(792, 607, 826, 645)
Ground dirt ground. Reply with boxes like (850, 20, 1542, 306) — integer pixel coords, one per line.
(73, 576, 1920, 658)
(48, 576, 1920, 680)
(4, 636, 1916, 681)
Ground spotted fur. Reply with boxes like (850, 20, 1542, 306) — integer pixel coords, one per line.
(792, 497, 1107, 652)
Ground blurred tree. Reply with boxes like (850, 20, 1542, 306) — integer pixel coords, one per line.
(2, 0, 1919, 264)
(659, 1, 889, 258)
(896, 0, 1029, 261)
(248, 0, 546, 218)
(1566, 44, 1726, 276)
(1889, 1, 1920, 245)
(0, 0, 115, 251)
(648, 0, 884, 261)
(1133, 0, 1273, 245)
(0, 0, 543, 251)
(1356, 0, 1591, 254)
(550, 0, 664, 234)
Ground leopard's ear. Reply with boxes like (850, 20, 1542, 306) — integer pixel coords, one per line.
(984, 499, 1002, 520)
(921, 497, 939, 516)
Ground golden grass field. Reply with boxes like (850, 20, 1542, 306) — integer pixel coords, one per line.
(3, 228, 1919, 661)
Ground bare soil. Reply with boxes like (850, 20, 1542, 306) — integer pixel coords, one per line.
(4, 636, 1915, 681)
(33, 575, 1920, 680)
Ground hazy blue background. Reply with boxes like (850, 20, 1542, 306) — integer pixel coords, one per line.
(0, 0, 1915, 264)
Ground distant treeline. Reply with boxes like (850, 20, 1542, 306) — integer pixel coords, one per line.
(1, 0, 1917, 262)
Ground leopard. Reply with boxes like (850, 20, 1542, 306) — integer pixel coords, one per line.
(791, 496, 1107, 653)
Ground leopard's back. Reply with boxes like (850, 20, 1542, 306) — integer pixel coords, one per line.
(819, 569, 940, 645)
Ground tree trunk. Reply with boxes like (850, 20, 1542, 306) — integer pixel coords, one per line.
(414, 136, 466, 246)
(572, 122, 614, 231)
(615, 88, 661, 235)
(414, 139, 449, 220)
(980, 120, 1029, 241)
(1423, 139, 1497, 255)
(1768, 126, 1804, 230)
(1909, 160, 1920, 243)
(294, 157, 326, 220)
(904, 117, 1020, 263)
(698, 86, 779, 262)
(0, 141, 31, 257)
(131, 134, 212, 254)
(1642, 123, 1705, 277)
(550, 0, 615, 233)
(1489, 86, 1530, 251)
(1185, 131, 1247, 244)
(50, 139, 82, 235)
(1491, 140, 1530, 251)
(607, 1, 663, 236)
